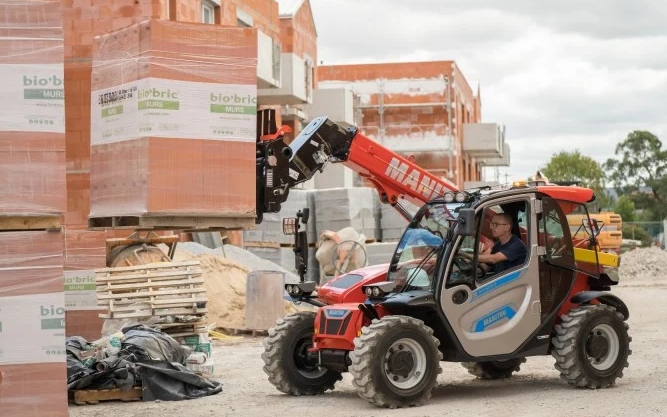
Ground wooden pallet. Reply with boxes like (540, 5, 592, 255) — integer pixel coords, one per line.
(69, 387, 143, 405)
(219, 326, 269, 337)
(156, 320, 215, 337)
(0, 214, 61, 231)
(244, 241, 317, 249)
(96, 261, 208, 320)
(88, 213, 255, 231)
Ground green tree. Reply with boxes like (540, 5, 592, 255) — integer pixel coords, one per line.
(540, 150, 610, 210)
(613, 195, 636, 222)
(604, 130, 667, 221)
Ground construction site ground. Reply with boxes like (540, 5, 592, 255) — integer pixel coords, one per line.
(69, 247, 667, 417)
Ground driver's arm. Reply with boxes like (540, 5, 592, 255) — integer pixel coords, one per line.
(478, 250, 508, 265)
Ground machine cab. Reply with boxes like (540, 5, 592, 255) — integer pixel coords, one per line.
(436, 189, 604, 359)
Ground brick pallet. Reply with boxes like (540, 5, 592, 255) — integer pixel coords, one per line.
(0, 2, 68, 416)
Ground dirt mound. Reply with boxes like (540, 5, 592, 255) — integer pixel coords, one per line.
(173, 251, 311, 329)
(619, 246, 667, 286)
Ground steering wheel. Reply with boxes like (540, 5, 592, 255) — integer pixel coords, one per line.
(453, 253, 475, 273)
(454, 252, 485, 279)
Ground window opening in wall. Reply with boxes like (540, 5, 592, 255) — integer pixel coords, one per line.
(202, 1, 215, 24)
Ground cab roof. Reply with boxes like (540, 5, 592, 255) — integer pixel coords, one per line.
(474, 184, 595, 204)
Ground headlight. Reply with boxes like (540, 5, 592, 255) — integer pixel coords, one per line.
(286, 284, 293, 293)
(443, 192, 455, 203)
(372, 287, 381, 297)
(455, 192, 467, 202)
(365, 287, 373, 296)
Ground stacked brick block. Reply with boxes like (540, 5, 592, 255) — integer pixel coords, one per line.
(88, 19, 258, 220)
(0, 1, 67, 415)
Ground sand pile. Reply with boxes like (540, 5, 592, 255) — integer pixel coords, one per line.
(619, 246, 667, 287)
(170, 243, 311, 330)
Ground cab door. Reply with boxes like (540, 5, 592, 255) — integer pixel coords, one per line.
(439, 195, 542, 357)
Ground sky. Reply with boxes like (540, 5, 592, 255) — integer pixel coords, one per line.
(308, 0, 667, 183)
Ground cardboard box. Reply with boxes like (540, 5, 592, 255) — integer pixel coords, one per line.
(0, 229, 67, 417)
(0, 0, 66, 216)
(89, 19, 258, 220)
(64, 228, 107, 341)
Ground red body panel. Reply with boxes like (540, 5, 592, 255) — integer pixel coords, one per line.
(536, 185, 595, 204)
(317, 263, 390, 305)
(557, 272, 599, 321)
(313, 303, 393, 351)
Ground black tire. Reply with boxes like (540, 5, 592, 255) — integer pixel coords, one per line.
(551, 304, 631, 389)
(262, 311, 342, 395)
(461, 357, 527, 379)
(348, 316, 443, 409)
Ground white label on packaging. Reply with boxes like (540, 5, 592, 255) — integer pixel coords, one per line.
(0, 292, 66, 365)
(0, 64, 65, 134)
(64, 270, 100, 311)
(90, 78, 257, 144)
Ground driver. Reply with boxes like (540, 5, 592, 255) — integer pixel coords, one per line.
(476, 213, 527, 275)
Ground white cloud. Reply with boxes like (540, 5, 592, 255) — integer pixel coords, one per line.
(309, 1, 667, 182)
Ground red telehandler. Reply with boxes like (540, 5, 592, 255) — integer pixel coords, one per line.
(255, 114, 629, 409)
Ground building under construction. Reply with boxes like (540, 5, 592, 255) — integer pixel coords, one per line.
(305, 61, 510, 190)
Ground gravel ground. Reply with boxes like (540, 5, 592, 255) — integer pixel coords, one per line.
(69, 248, 667, 417)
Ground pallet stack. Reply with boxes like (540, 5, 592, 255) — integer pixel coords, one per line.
(87, 19, 259, 231)
(63, 229, 107, 341)
(0, 1, 68, 416)
(94, 260, 215, 376)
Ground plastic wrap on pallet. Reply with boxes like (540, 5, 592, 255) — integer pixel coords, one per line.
(0, 229, 68, 417)
(0, 0, 66, 216)
(88, 19, 258, 220)
(63, 228, 107, 341)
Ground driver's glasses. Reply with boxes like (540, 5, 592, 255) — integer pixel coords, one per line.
(490, 222, 508, 228)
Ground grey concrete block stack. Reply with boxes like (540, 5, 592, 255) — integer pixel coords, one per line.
(245, 246, 319, 283)
(312, 187, 381, 242)
(243, 189, 317, 245)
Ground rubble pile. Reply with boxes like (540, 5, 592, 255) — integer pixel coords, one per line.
(619, 246, 667, 285)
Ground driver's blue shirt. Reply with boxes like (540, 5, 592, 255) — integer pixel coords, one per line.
(490, 235, 526, 274)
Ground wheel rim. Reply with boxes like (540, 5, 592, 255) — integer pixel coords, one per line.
(586, 323, 620, 371)
(294, 337, 327, 378)
(383, 338, 427, 390)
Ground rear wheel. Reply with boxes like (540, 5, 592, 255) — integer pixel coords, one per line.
(552, 304, 631, 388)
(348, 316, 442, 409)
(461, 357, 527, 379)
(262, 311, 342, 395)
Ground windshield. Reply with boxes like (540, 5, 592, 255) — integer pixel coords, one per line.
(387, 202, 468, 291)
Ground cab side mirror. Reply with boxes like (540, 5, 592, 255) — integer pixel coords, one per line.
(458, 208, 476, 236)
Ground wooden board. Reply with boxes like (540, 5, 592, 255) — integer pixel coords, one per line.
(0, 214, 61, 231)
(219, 326, 269, 337)
(69, 387, 143, 405)
(88, 214, 255, 231)
(96, 261, 208, 320)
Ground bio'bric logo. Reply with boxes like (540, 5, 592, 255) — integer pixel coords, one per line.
(210, 93, 257, 104)
(23, 75, 63, 86)
(137, 87, 180, 110)
(41, 305, 65, 329)
(138, 87, 178, 100)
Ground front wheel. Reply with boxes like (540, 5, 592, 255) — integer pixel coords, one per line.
(552, 304, 631, 389)
(262, 311, 342, 395)
(348, 316, 443, 409)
